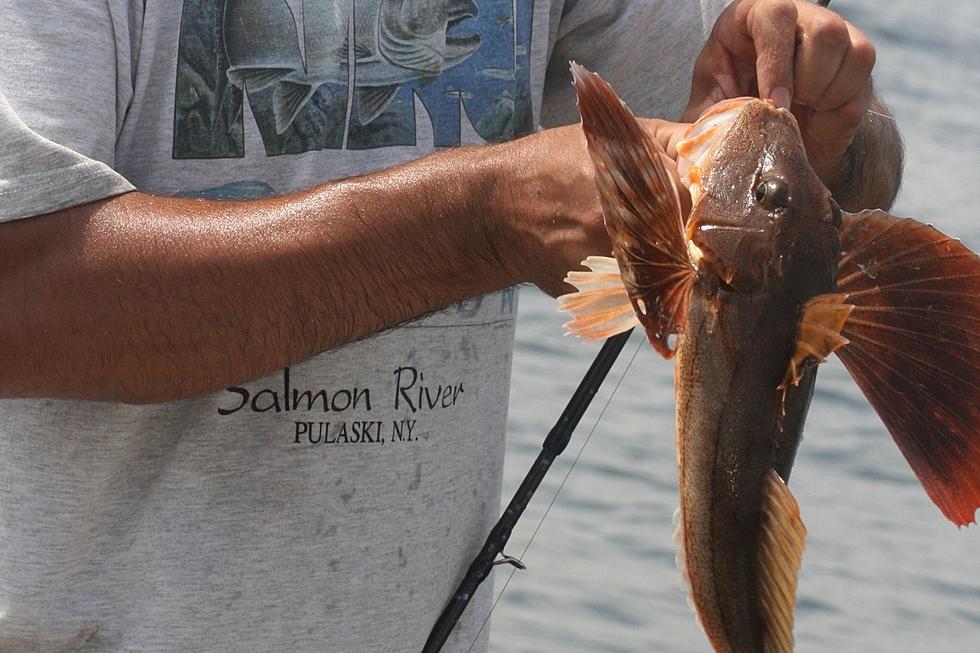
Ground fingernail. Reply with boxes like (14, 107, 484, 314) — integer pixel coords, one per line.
(771, 86, 792, 110)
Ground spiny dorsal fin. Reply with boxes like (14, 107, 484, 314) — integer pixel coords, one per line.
(569, 63, 694, 358)
(780, 293, 854, 397)
(836, 210, 980, 526)
(557, 256, 640, 339)
(758, 470, 807, 653)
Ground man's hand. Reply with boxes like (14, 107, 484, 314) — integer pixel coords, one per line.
(683, 0, 901, 209)
(491, 118, 688, 297)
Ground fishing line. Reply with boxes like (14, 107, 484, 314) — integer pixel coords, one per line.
(465, 335, 645, 653)
(866, 109, 897, 122)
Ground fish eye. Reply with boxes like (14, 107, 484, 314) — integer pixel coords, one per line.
(754, 179, 791, 210)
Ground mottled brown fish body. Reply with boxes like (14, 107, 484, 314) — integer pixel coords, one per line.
(675, 102, 839, 653)
(564, 64, 980, 653)
(675, 290, 818, 651)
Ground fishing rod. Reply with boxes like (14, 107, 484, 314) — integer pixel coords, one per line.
(421, 328, 634, 653)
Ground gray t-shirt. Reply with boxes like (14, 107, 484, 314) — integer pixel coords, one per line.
(0, 1, 726, 651)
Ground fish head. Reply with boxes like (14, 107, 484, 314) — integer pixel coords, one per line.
(679, 99, 841, 297)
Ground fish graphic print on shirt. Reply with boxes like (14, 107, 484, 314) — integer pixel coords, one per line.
(173, 0, 534, 157)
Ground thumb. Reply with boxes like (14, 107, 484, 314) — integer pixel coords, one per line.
(745, 0, 799, 108)
(639, 118, 689, 160)
(639, 119, 693, 217)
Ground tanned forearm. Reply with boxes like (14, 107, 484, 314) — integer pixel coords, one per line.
(0, 116, 689, 404)
(819, 97, 904, 212)
(0, 146, 519, 404)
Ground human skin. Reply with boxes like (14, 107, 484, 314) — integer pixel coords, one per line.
(684, 0, 903, 211)
(0, 2, 902, 404)
(0, 121, 681, 404)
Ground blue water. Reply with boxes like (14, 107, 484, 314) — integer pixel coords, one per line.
(490, 1, 980, 651)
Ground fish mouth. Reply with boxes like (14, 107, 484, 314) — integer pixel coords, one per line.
(688, 220, 776, 294)
(446, 34, 482, 57)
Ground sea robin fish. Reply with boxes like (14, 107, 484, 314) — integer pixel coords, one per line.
(558, 64, 980, 652)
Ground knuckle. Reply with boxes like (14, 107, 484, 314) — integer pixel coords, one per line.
(765, 0, 799, 27)
(747, 0, 798, 33)
(850, 37, 877, 73)
(835, 99, 867, 127)
(808, 15, 850, 50)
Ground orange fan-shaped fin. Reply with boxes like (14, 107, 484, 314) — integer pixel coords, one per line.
(836, 210, 980, 526)
(781, 293, 854, 392)
(558, 256, 640, 340)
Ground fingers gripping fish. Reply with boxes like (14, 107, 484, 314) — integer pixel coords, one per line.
(559, 64, 980, 653)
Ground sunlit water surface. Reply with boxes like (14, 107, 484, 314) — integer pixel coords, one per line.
(489, 1, 980, 651)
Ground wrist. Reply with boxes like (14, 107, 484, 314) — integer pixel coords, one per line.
(814, 102, 902, 211)
(340, 146, 521, 302)
(477, 126, 609, 296)
(476, 137, 537, 286)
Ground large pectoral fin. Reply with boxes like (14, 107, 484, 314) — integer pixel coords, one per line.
(835, 210, 980, 526)
(560, 64, 695, 358)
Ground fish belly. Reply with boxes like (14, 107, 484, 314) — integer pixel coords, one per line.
(674, 287, 801, 653)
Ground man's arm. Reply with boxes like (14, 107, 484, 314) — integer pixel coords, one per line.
(0, 148, 497, 404)
(0, 121, 687, 404)
(683, 0, 904, 211)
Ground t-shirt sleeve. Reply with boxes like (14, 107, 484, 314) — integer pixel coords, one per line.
(0, 0, 137, 222)
(541, 0, 731, 128)
(0, 90, 134, 222)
